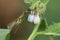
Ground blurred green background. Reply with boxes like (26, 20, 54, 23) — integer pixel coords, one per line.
(45, 0, 60, 25)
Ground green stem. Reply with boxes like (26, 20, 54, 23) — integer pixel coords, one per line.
(34, 32, 54, 40)
(36, 32, 60, 36)
(29, 32, 54, 40)
(28, 24, 40, 40)
(48, 36, 54, 40)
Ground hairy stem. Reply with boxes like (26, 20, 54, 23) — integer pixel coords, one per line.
(36, 32, 60, 36)
(48, 36, 54, 40)
(28, 24, 40, 40)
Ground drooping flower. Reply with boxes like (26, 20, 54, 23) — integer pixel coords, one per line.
(34, 14, 40, 24)
(28, 11, 34, 22)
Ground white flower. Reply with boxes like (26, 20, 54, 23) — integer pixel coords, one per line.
(34, 15, 40, 24)
(28, 14, 34, 22)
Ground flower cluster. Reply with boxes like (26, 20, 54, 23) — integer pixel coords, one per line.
(28, 11, 41, 24)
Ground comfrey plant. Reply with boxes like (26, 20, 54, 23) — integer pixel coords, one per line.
(24, 0, 60, 40)
(1, 0, 60, 40)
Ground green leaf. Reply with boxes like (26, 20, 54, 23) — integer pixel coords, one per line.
(5, 33, 10, 40)
(24, 0, 49, 5)
(40, 0, 49, 4)
(24, 0, 37, 4)
(38, 18, 48, 31)
(45, 23, 60, 34)
(0, 29, 10, 40)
